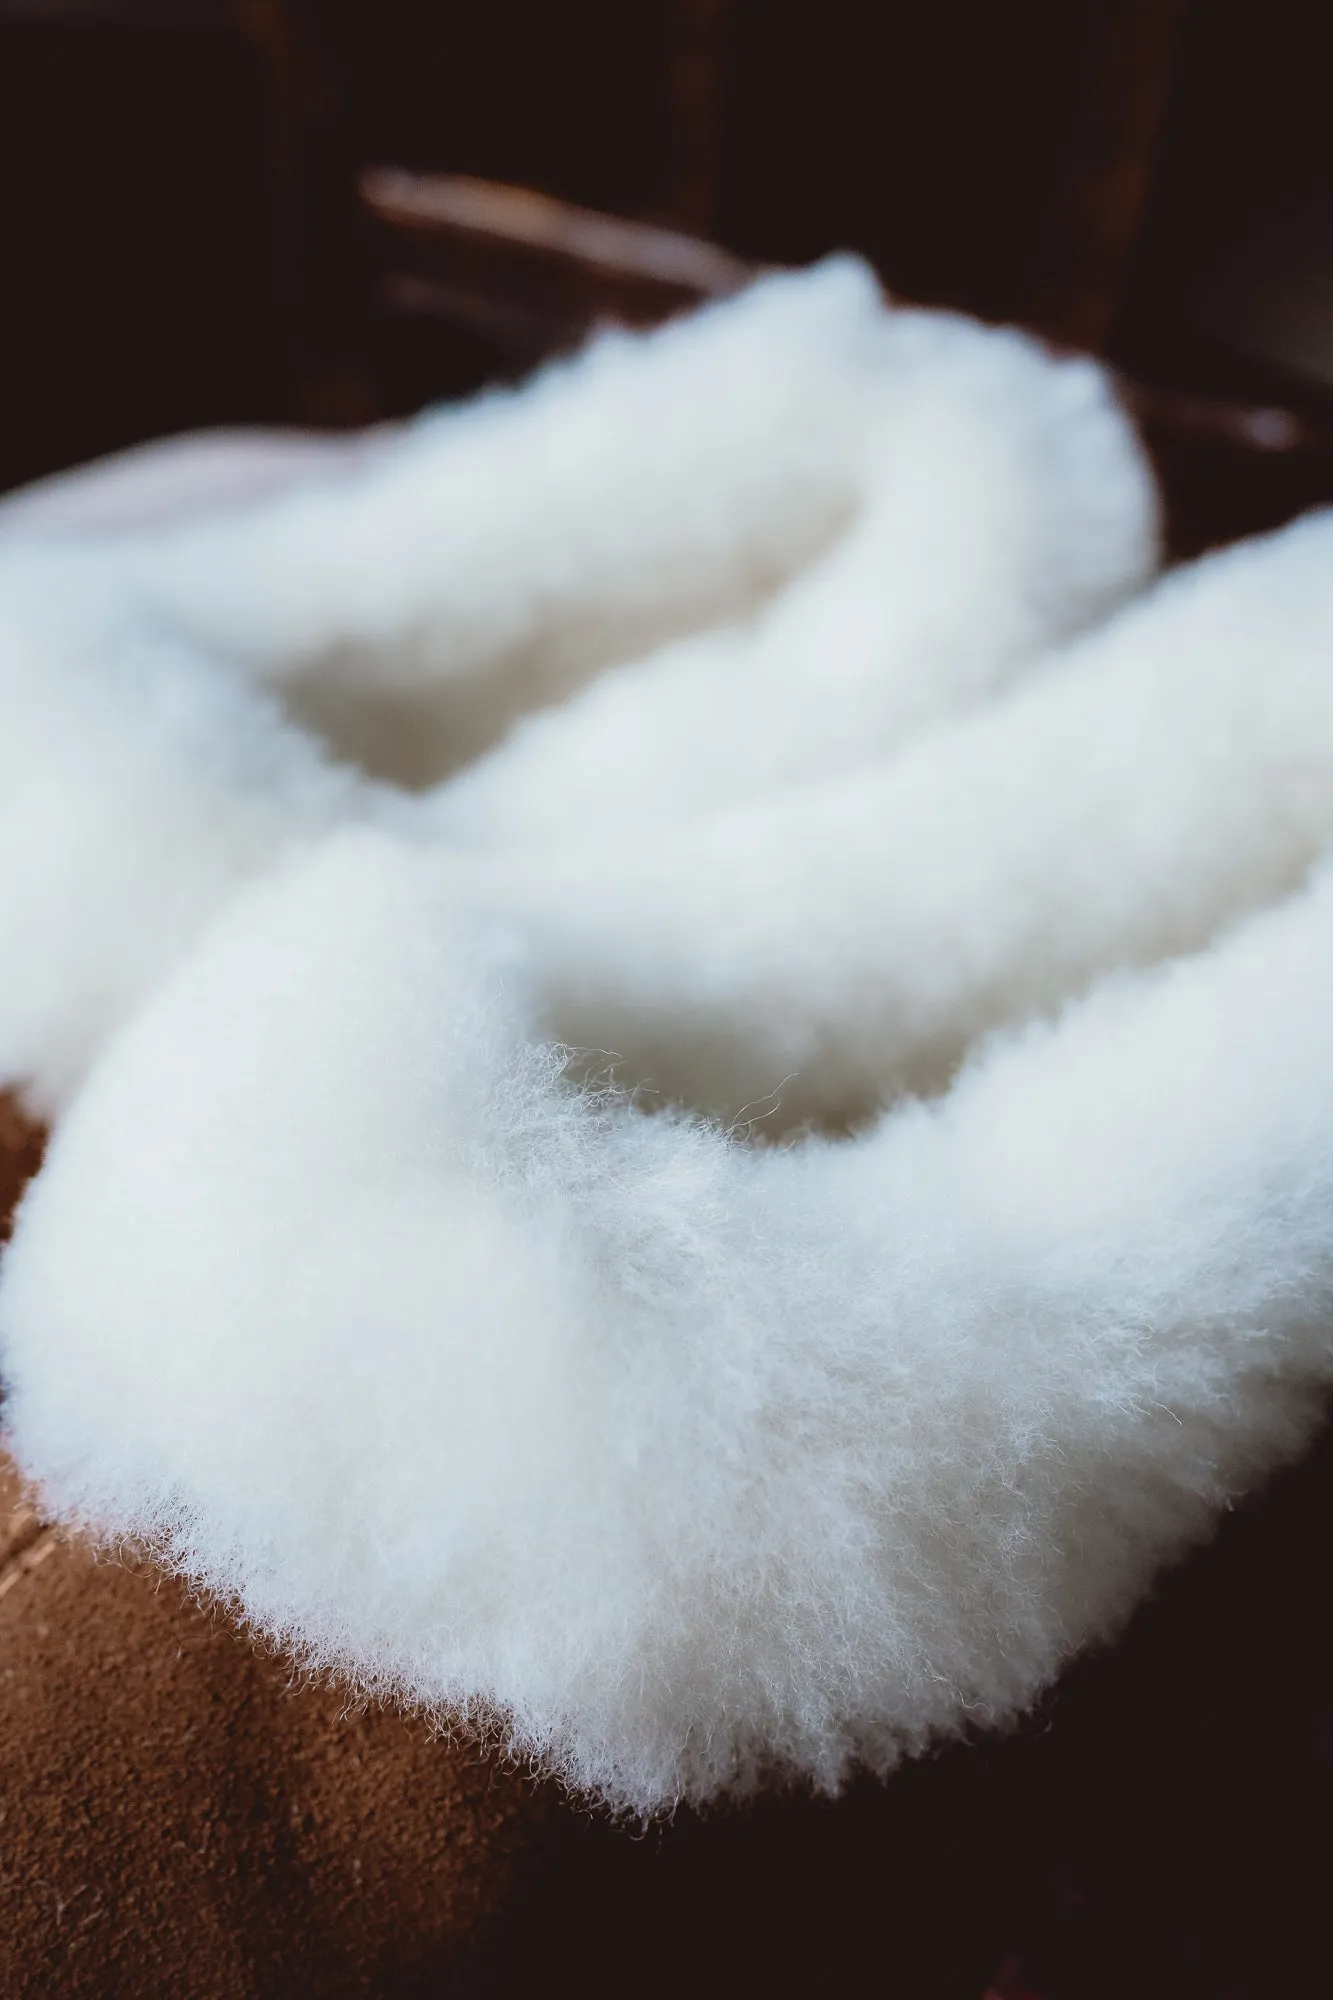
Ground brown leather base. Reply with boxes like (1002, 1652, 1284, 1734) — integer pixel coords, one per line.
(0, 1458, 551, 1999)
(0, 1091, 44, 1246)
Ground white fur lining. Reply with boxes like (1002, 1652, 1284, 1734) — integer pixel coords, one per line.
(460, 512, 1333, 1128)
(4, 268, 1331, 1819)
(0, 259, 1153, 1111)
(4, 826, 1333, 1814)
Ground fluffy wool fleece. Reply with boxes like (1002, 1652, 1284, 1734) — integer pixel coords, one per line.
(6, 828, 1333, 1815)
(469, 510, 1333, 1128)
(0, 258, 1155, 1111)
(4, 264, 1333, 1819)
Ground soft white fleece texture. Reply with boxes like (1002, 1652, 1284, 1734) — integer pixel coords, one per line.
(6, 828, 1333, 1814)
(426, 312, 1154, 841)
(457, 510, 1333, 1126)
(0, 260, 1154, 1111)
(7, 265, 1329, 1822)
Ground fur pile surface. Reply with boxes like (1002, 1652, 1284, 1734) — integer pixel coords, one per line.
(0, 259, 1154, 1112)
(2, 261, 1332, 1817)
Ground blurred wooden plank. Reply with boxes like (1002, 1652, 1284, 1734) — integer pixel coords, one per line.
(667, 0, 729, 233)
(1035, 0, 1192, 349)
(361, 167, 753, 298)
(360, 166, 756, 361)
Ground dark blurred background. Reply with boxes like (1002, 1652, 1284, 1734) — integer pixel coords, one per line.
(4, 0, 1333, 544)
(2, 7, 1331, 1996)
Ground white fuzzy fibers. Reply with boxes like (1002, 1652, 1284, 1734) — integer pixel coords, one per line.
(461, 510, 1333, 1126)
(5, 259, 1328, 1822)
(5, 827, 1333, 1813)
(0, 259, 1153, 1111)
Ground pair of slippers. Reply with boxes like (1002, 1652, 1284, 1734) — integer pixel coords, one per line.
(2, 259, 1332, 1816)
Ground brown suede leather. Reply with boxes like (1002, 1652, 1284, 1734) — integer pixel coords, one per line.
(0, 1091, 44, 1245)
(0, 1096, 554, 1998)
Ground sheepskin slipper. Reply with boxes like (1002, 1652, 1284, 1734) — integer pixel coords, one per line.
(447, 508, 1333, 1129)
(0, 258, 1154, 1113)
(6, 820, 1333, 1817)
